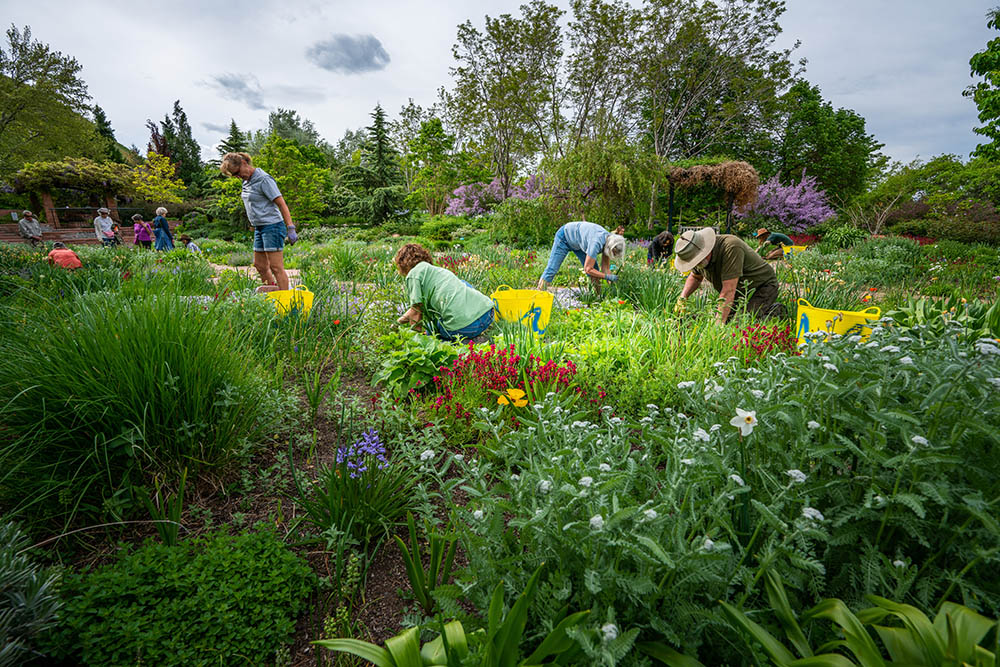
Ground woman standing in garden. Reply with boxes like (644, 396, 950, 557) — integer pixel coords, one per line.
(394, 243, 495, 342)
(220, 152, 297, 291)
(152, 207, 173, 251)
(132, 214, 153, 249)
(536, 221, 626, 291)
(93, 207, 118, 247)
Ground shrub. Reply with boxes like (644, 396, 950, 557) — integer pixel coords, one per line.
(0, 522, 61, 667)
(736, 174, 836, 233)
(44, 529, 316, 666)
(0, 295, 284, 526)
(444, 179, 504, 217)
(821, 224, 869, 249)
(930, 214, 1000, 244)
(491, 196, 561, 247)
(418, 215, 466, 241)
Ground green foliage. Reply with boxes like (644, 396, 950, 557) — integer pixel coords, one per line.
(128, 150, 185, 203)
(0, 522, 61, 667)
(316, 565, 590, 666)
(418, 214, 465, 241)
(256, 134, 333, 226)
(394, 512, 458, 615)
(0, 25, 99, 177)
(45, 529, 316, 666)
(409, 117, 458, 215)
(822, 224, 869, 249)
(964, 7, 1000, 161)
(491, 196, 561, 247)
(686, 570, 1000, 667)
(0, 294, 285, 527)
(217, 118, 248, 155)
(91, 104, 124, 163)
(373, 329, 459, 400)
(339, 104, 408, 226)
(776, 81, 886, 202)
(157, 100, 203, 185)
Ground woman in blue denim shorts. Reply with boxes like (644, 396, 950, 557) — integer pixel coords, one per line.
(220, 152, 297, 290)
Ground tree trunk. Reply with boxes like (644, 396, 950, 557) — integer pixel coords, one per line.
(41, 191, 58, 228)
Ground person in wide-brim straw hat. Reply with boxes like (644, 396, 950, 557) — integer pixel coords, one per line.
(755, 227, 794, 260)
(673, 227, 787, 325)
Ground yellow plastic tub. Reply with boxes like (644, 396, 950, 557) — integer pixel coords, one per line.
(266, 285, 314, 316)
(783, 244, 809, 258)
(490, 285, 553, 337)
(795, 298, 880, 345)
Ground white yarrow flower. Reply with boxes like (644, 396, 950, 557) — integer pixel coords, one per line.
(880, 345, 901, 354)
(899, 356, 913, 365)
(823, 363, 838, 372)
(693, 427, 710, 442)
(911, 435, 929, 446)
(677, 381, 696, 390)
(730, 408, 758, 436)
(893, 559, 906, 568)
(453, 454, 464, 462)
(729, 473, 745, 487)
(472, 509, 484, 520)
(589, 514, 604, 530)
(419, 449, 435, 461)
(538, 480, 552, 493)
(598, 463, 611, 472)
(579, 476, 594, 487)
(802, 506, 825, 522)
(680, 458, 696, 466)
(976, 341, 1000, 355)
(988, 377, 1000, 388)
(807, 420, 821, 430)
(601, 623, 618, 642)
(702, 537, 715, 551)
(644, 509, 658, 520)
(750, 389, 764, 399)
(785, 469, 807, 484)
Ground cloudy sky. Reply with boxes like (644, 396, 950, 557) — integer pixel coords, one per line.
(3, 0, 996, 165)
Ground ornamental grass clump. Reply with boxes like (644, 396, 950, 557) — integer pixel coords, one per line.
(0, 294, 284, 527)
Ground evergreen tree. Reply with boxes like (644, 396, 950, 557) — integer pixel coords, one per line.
(159, 100, 202, 184)
(340, 104, 408, 225)
(218, 119, 247, 155)
(92, 105, 123, 162)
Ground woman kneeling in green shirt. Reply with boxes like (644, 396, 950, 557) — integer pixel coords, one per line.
(394, 243, 495, 342)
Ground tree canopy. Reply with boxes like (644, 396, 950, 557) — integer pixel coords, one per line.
(965, 6, 1000, 161)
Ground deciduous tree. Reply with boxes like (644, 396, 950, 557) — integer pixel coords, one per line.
(965, 6, 1000, 161)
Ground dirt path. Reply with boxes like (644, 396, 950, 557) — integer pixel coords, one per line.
(209, 262, 303, 287)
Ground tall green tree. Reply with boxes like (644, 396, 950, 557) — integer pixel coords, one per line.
(409, 117, 458, 215)
(0, 24, 99, 177)
(965, 6, 1000, 161)
(217, 119, 247, 155)
(255, 135, 331, 225)
(159, 100, 202, 184)
(340, 104, 408, 225)
(247, 108, 334, 163)
(775, 81, 885, 202)
(443, 0, 565, 196)
(92, 105, 123, 163)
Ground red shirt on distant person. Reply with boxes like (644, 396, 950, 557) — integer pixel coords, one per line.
(47, 243, 82, 270)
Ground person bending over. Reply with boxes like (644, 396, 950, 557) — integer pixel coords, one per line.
(673, 228, 787, 325)
(647, 230, 675, 264)
(394, 243, 495, 342)
(537, 221, 626, 292)
(756, 227, 793, 260)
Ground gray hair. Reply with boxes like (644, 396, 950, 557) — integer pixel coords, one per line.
(22, 209, 32, 216)
(604, 233, 626, 261)
(97, 207, 110, 214)
(155, 207, 167, 216)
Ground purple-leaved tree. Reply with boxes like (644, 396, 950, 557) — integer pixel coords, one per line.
(736, 174, 835, 232)
(444, 174, 545, 216)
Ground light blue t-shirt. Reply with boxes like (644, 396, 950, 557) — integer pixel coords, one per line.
(561, 221, 608, 260)
(241, 168, 284, 227)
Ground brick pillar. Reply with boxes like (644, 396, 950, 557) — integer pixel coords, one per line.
(41, 191, 59, 228)
(105, 194, 120, 223)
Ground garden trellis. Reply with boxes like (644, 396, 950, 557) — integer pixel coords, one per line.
(663, 160, 759, 234)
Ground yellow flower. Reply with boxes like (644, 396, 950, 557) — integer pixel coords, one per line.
(497, 388, 528, 408)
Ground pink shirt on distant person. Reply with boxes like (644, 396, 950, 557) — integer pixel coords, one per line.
(134, 222, 152, 242)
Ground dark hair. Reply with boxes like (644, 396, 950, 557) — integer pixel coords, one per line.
(393, 243, 433, 276)
(649, 231, 675, 261)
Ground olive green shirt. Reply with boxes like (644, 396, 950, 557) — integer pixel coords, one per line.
(694, 234, 777, 293)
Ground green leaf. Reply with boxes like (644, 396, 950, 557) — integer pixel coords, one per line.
(862, 596, 943, 664)
(313, 639, 394, 667)
(934, 602, 996, 663)
(637, 641, 707, 666)
(385, 626, 423, 666)
(807, 599, 886, 666)
(522, 610, 590, 664)
(721, 601, 798, 665)
(764, 570, 813, 659)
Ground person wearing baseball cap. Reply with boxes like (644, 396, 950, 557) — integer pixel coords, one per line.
(17, 210, 42, 247)
(756, 227, 793, 260)
(673, 228, 786, 325)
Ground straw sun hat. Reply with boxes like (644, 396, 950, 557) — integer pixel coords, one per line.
(673, 228, 717, 272)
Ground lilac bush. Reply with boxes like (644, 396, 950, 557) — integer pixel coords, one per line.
(336, 429, 388, 478)
(444, 174, 546, 217)
(737, 174, 836, 232)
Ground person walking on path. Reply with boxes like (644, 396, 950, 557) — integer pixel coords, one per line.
(152, 207, 174, 251)
(18, 210, 43, 247)
(133, 214, 153, 249)
(537, 221, 626, 292)
(47, 242, 82, 269)
(673, 228, 787, 325)
(94, 208, 118, 247)
(394, 243, 495, 342)
(220, 152, 297, 291)
(756, 227, 794, 260)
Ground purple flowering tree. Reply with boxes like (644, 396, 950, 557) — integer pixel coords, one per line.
(444, 174, 545, 216)
(736, 174, 836, 232)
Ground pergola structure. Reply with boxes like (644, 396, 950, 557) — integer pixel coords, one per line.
(14, 158, 130, 227)
(663, 160, 759, 234)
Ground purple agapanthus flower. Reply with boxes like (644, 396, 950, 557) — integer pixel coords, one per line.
(336, 429, 389, 478)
